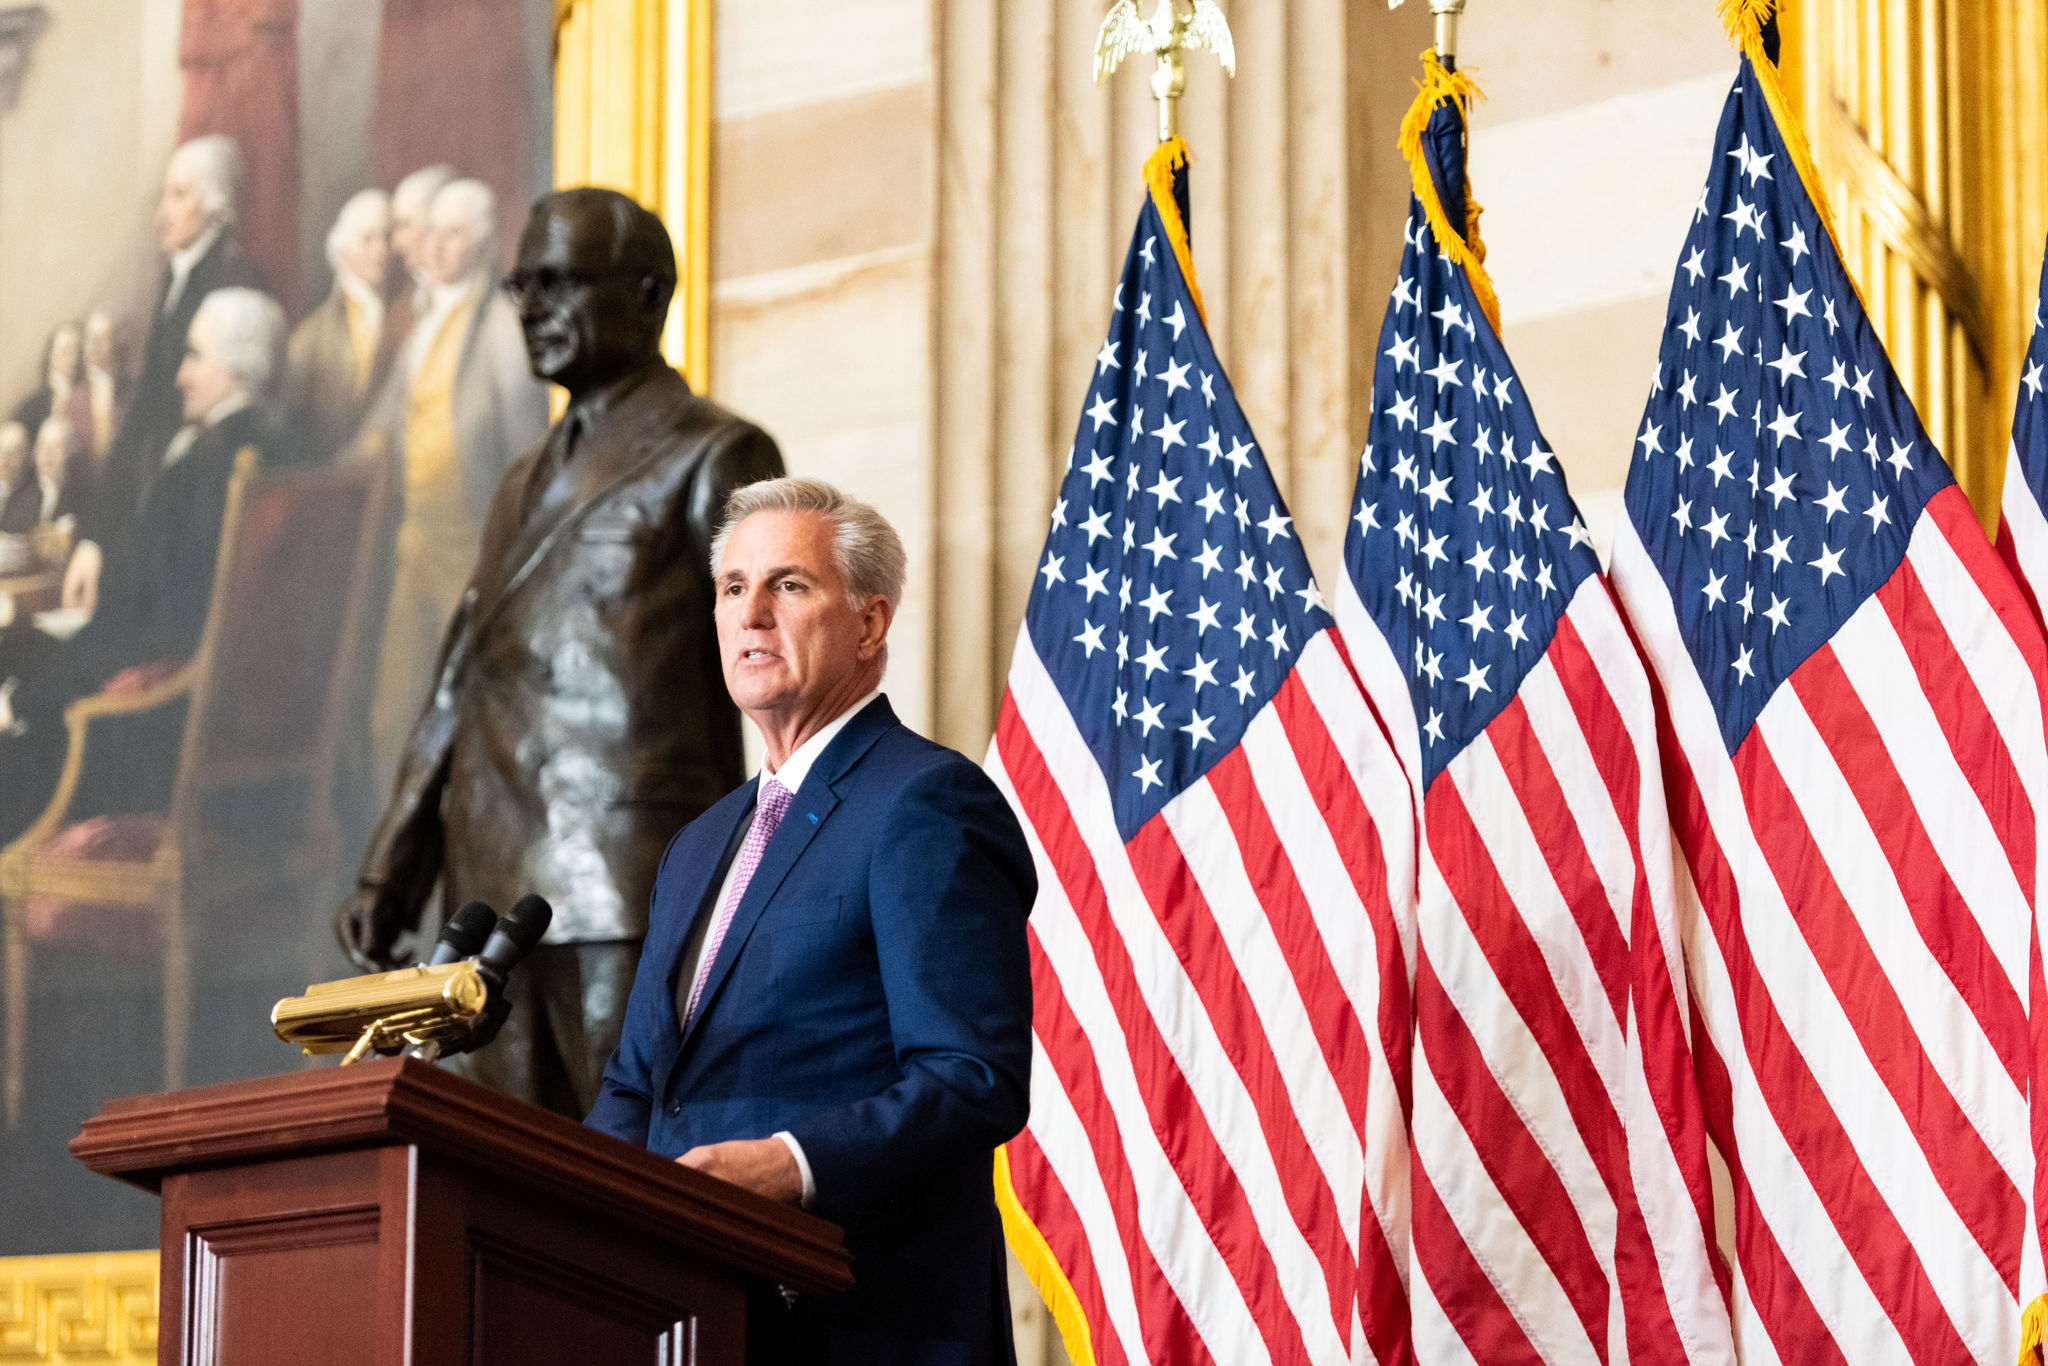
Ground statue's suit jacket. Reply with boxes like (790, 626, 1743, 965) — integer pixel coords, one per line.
(587, 696, 1036, 1366)
(359, 362, 783, 944)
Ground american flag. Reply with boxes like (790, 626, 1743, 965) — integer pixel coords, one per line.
(988, 140, 1418, 1366)
(1995, 237, 2048, 1328)
(1333, 58, 1736, 1365)
(1605, 51, 2048, 1362)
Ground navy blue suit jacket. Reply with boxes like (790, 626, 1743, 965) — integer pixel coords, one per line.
(587, 696, 1035, 1364)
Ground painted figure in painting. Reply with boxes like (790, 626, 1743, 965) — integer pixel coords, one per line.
(1, 416, 78, 531)
(11, 322, 80, 445)
(359, 175, 548, 786)
(77, 309, 127, 467)
(383, 164, 457, 369)
(85, 135, 265, 567)
(279, 189, 396, 467)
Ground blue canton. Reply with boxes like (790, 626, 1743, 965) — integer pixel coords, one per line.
(1343, 97, 1602, 789)
(2014, 248, 2048, 504)
(1025, 177, 1331, 840)
(1624, 56, 1953, 753)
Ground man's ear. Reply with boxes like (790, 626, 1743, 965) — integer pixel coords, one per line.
(857, 596, 895, 660)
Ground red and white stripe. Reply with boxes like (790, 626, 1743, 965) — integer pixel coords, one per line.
(1335, 571, 1738, 1366)
(991, 624, 1418, 1366)
(1609, 484, 2048, 1364)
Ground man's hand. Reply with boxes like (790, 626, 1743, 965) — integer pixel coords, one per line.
(334, 884, 411, 973)
(61, 540, 102, 614)
(676, 1138, 802, 1204)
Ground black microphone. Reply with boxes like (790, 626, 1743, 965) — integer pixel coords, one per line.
(435, 894, 552, 1060)
(395, 901, 498, 1062)
(425, 901, 498, 966)
(474, 893, 554, 987)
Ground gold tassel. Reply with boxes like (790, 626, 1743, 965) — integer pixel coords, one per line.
(1396, 48, 1503, 335)
(1716, 0, 1777, 48)
(2022, 1292, 2048, 1366)
(1142, 135, 1211, 328)
(993, 1146, 1098, 1366)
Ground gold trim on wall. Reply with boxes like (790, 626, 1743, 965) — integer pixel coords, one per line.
(552, 0, 714, 391)
(1778, 0, 2048, 527)
(0, 1252, 156, 1364)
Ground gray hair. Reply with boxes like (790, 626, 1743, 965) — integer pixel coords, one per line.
(325, 188, 390, 275)
(392, 164, 456, 220)
(170, 134, 244, 223)
(430, 178, 497, 254)
(190, 288, 287, 396)
(713, 476, 907, 613)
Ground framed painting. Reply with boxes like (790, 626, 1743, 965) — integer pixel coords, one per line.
(0, 0, 556, 1257)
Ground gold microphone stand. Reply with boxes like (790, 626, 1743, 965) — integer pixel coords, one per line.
(272, 961, 490, 1064)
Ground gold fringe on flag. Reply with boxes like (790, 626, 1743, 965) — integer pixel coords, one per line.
(993, 1145, 1098, 1366)
(2022, 1291, 2048, 1366)
(1715, 0, 1776, 46)
(1397, 49, 1501, 335)
(1714, 0, 1869, 316)
(1143, 135, 1211, 327)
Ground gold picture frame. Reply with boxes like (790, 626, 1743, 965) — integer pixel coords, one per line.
(553, 0, 714, 391)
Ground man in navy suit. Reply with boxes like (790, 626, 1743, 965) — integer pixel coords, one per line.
(586, 476, 1035, 1365)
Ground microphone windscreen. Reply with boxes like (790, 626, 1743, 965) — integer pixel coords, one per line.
(475, 894, 555, 980)
(426, 901, 498, 966)
(501, 894, 554, 949)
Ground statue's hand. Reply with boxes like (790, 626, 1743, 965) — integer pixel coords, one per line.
(335, 884, 412, 973)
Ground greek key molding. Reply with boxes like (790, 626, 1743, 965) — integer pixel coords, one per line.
(0, 1252, 157, 1364)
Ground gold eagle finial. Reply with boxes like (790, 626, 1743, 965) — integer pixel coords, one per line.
(1094, 0, 1237, 143)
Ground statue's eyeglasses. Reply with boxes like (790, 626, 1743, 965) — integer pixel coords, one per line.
(501, 267, 618, 301)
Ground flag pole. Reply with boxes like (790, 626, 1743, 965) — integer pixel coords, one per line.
(1433, 0, 1467, 69)
(1390, 0, 1471, 71)
(1093, 0, 1238, 144)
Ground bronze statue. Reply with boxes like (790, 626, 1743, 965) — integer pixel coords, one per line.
(337, 187, 784, 1116)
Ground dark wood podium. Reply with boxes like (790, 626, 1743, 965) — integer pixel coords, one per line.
(69, 1057, 853, 1365)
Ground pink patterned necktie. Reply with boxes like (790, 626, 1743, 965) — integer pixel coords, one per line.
(683, 777, 793, 1026)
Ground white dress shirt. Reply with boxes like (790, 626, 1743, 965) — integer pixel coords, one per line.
(339, 271, 386, 336)
(680, 689, 883, 1207)
(400, 273, 482, 378)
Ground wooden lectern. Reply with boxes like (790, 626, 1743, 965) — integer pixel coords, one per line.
(69, 1057, 853, 1365)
